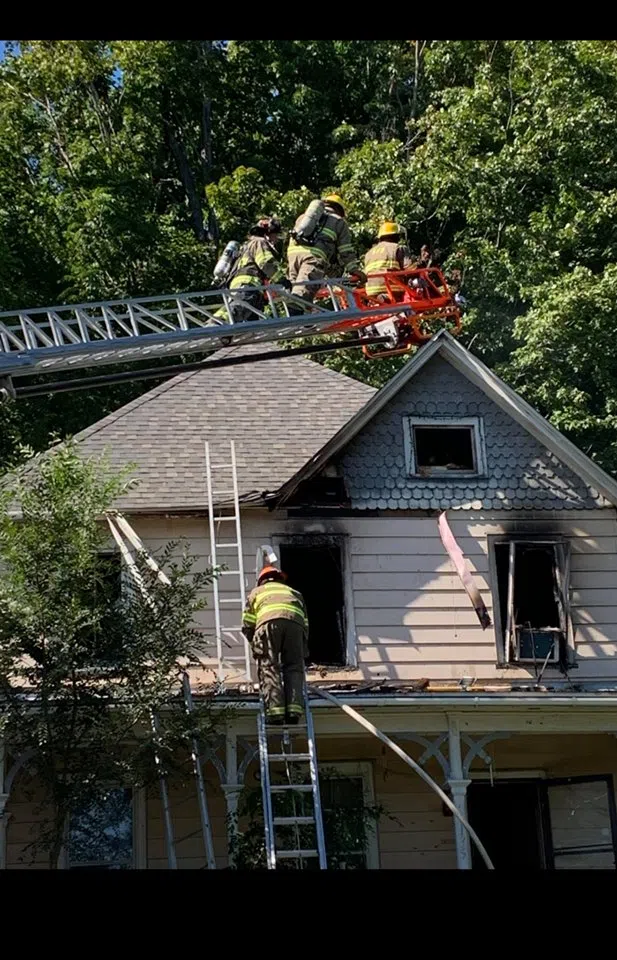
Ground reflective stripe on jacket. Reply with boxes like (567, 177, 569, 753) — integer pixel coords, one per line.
(229, 236, 285, 290)
(288, 210, 356, 270)
(364, 240, 413, 297)
(242, 582, 309, 643)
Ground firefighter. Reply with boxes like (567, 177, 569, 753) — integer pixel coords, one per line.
(242, 566, 309, 725)
(364, 221, 414, 300)
(227, 216, 289, 323)
(416, 244, 442, 268)
(287, 194, 363, 305)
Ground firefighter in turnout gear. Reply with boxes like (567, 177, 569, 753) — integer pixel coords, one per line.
(242, 566, 309, 724)
(227, 216, 288, 323)
(287, 194, 361, 304)
(364, 221, 413, 300)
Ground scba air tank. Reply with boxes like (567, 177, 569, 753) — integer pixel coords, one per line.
(293, 199, 325, 244)
(213, 240, 240, 282)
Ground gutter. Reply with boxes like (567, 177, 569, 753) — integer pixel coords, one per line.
(210, 693, 617, 710)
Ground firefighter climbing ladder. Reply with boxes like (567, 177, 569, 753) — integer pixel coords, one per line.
(205, 443, 327, 866)
(257, 690, 328, 870)
(204, 439, 250, 684)
(251, 547, 327, 869)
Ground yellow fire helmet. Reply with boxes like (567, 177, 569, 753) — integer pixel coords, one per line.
(378, 221, 401, 239)
(323, 193, 345, 216)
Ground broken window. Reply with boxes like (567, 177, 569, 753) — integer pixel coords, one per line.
(279, 541, 346, 666)
(493, 540, 572, 666)
(286, 465, 349, 508)
(68, 787, 134, 870)
(405, 417, 484, 476)
(546, 777, 617, 869)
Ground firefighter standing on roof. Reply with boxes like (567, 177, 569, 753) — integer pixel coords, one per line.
(242, 566, 309, 724)
(287, 194, 362, 304)
(364, 222, 414, 300)
(227, 216, 289, 323)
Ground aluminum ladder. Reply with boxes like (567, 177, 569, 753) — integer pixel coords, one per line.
(204, 439, 251, 684)
(257, 684, 327, 870)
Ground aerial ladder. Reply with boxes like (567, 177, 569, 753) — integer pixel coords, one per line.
(0, 269, 462, 401)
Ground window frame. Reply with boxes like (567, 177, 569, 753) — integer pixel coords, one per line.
(403, 416, 487, 479)
(488, 535, 575, 668)
(468, 773, 617, 871)
(543, 774, 617, 870)
(317, 761, 380, 870)
(272, 533, 358, 668)
(61, 786, 146, 870)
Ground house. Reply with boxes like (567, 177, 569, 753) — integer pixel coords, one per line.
(5, 330, 617, 869)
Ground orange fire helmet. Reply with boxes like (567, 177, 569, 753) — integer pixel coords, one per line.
(257, 565, 287, 584)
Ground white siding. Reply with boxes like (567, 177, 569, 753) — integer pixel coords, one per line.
(128, 508, 617, 685)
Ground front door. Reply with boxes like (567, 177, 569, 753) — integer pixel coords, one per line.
(467, 781, 547, 869)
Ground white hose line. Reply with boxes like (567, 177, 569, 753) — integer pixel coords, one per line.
(313, 687, 494, 870)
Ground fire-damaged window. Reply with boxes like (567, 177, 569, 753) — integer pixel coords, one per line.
(492, 539, 573, 668)
(285, 465, 350, 508)
(279, 540, 347, 666)
(404, 417, 486, 477)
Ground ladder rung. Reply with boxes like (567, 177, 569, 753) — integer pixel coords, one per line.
(220, 570, 241, 576)
(277, 849, 318, 860)
(216, 542, 239, 548)
(210, 464, 234, 470)
(223, 656, 249, 661)
(219, 598, 243, 604)
(270, 784, 313, 793)
(273, 816, 315, 827)
(213, 515, 238, 522)
(269, 753, 311, 762)
(266, 723, 307, 730)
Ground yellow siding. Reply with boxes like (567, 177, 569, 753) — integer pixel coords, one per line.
(5, 732, 617, 869)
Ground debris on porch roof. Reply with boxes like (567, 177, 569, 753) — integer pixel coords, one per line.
(191, 675, 617, 700)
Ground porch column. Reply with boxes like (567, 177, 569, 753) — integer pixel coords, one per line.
(447, 717, 472, 870)
(0, 742, 7, 869)
(223, 728, 242, 866)
(0, 795, 9, 871)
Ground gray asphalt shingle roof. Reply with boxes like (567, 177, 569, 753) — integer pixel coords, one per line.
(75, 347, 377, 512)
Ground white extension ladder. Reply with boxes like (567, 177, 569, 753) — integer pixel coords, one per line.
(204, 439, 251, 684)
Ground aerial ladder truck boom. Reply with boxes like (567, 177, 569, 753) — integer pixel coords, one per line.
(0, 269, 462, 399)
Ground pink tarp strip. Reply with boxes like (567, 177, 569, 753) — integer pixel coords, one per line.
(438, 511, 491, 630)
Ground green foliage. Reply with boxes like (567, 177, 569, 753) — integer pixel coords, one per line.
(0, 442, 219, 866)
(3, 41, 617, 474)
(228, 767, 390, 870)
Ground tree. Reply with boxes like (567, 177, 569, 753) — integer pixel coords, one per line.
(228, 767, 392, 870)
(3, 40, 617, 478)
(0, 442, 218, 867)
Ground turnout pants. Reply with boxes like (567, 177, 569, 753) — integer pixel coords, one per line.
(229, 286, 266, 323)
(288, 252, 326, 303)
(253, 619, 307, 719)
